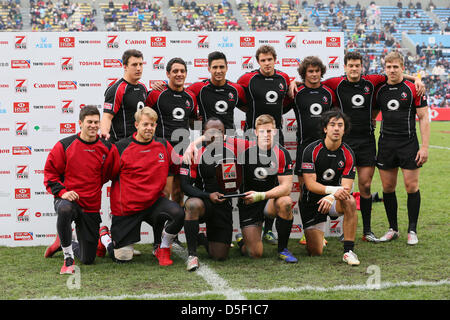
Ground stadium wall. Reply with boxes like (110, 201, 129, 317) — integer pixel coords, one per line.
(0, 31, 345, 246)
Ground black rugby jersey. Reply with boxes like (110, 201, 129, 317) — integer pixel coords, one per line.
(301, 139, 356, 204)
(237, 69, 291, 130)
(187, 79, 247, 130)
(103, 78, 147, 142)
(238, 143, 293, 193)
(287, 84, 337, 144)
(180, 141, 239, 200)
(375, 79, 427, 139)
(145, 87, 198, 144)
(323, 74, 386, 137)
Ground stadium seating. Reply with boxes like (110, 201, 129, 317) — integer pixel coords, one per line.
(101, 1, 170, 31)
(239, 0, 309, 31)
(0, 0, 23, 30)
(67, 2, 97, 31)
(0, 0, 448, 108)
(431, 7, 450, 26)
(170, 1, 239, 31)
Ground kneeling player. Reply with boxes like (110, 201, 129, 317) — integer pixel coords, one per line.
(108, 107, 185, 265)
(43, 106, 116, 274)
(300, 109, 360, 265)
(180, 118, 242, 271)
(236, 115, 297, 263)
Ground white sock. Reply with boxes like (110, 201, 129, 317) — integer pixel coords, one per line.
(62, 245, 74, 259)
(101, 233, 112, 248)
(160, 230, 176, 249)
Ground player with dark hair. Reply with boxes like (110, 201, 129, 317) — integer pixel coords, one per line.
(187, 51, 247, 131)
(375, 51, 429, 245)
(101, 49, 147, 143)
(145, 57, 198, 207)
(300, 109, 360, 265)
(237, 45, 291, 245)
(237, 45, 291, 135)
(236, 114, 297, 263)
(285, 56, 337, 246)
(180, 118, 249, 271)
(291, 50, 424, 243)
(152, 51, 247, 132)
(43, 106, 116, 274)
(107, 107, 184, 265)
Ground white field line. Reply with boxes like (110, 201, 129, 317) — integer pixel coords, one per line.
(171, 243, 246, 300)
(36, 279, 450, 300)
(429, 145, 450, 150)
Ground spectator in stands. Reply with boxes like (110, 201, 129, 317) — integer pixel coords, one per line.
(432, 63, 446, 76)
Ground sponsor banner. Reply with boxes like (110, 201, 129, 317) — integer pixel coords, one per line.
(0, 31, 345, 246)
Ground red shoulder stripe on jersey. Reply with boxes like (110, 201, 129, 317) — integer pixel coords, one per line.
(237, 70, 259, 87)
(228, 81, 247, 104)
(113, 81, 128, 114)
(279, 147, 287, 174)
(362, 74, 387, 87)
(272, 145, 285, 174)
(312, 142, 323, 164)
(322, 84, 335, 98)
(341, 144, 354, 176)
(322, 76, 345, 91)
(275, 70, 291, 86)
(404, 80, 422, 107)
(187, 80, 208, 96)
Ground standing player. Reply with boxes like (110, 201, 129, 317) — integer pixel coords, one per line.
(237, 45, 291, 137)
(300, 109, 360, 265)
(375, 51, 429, 245)
(145, 57, 198, 207)
(186, 51, 247, 131)
(285, 56, 337, 236)
(236, 115, 297, 263)
(108, 107, 185, 265)
(43, 106, 116, 274)
(152, 51, 247, 133)
(290, 51, 424, 242)
(237, 45, 291, 244)
(180, 118, 246, 271)
(100, 49, 147, 143)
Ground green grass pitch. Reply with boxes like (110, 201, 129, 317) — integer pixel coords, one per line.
(1, 122, 449, 300)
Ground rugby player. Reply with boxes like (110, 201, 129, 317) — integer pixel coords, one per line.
(236, 115, 297, 263)
(237, 45, 292, 245)
(300, 109, 359, 265)
(43, 106, 116, 274)
(374, 51, 429, 245)
(145, 58, 197, 206)
(100, 49, 147, 143)
(291, 51, 424, 243)
(107, 107, 185, 265)
(180, 118, 248, 271)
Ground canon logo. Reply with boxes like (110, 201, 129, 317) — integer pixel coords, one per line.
(34, 83, 55, 88)
(125, 40, 147, 45)
(302, 39, 322, 45)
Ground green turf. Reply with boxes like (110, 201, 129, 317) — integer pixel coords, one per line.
(0, 122, 449, 300)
